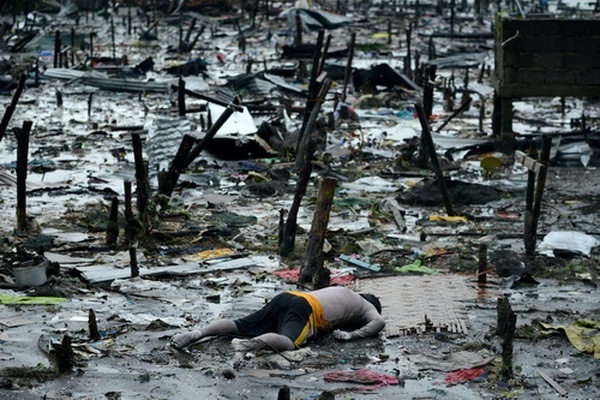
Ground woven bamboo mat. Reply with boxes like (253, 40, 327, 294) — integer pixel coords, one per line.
(358, 274, 495, 337)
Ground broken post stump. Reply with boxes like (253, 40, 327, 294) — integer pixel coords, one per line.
(525, 135, 552, 257)
(157, 134, 195, 208)
(295, 76, 332, 171)
(0, 73, 26, 142)
(129, 247, 139, 278)
(497, 297, 517, 380)
(341, 31, 356, 103)
(478, 243, 487, 285)
(88, 309, 101, 341)
(54, 335, 74, 374)
(54, 30, 61, 68)
(178, 76, 186, 116)
(106, 196, 119, 247)
(299, 176, 338, 287)
(131, 133, 149, 218)
(414, 102, 455, 216)
(296, 30, 325, 154)
(435, 95, 472, 133)
(15, 120, 33, 233)
(294, 10, 302, 46)
(277, 386, 290, 400)
(280, 137, 318, 258)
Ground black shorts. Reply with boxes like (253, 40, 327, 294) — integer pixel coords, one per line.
(234, 293, 311, 344)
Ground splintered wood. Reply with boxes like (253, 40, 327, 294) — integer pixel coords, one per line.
(359, 274, 486, 337)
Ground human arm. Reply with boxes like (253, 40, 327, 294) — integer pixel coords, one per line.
(333, 313, 385, 341)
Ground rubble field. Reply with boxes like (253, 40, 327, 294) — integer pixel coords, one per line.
(1, 0, 599, 399)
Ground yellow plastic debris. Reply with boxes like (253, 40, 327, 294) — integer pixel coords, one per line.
(186, 248, 235, 262)
(540, 320, 600, 359)
(429, 215, 469, 223)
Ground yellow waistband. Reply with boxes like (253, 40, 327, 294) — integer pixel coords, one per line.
(288, 291, 330, 336)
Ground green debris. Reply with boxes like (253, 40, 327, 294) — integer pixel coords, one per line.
(0, 294, 68, 305)
(394, 259, 439, 274)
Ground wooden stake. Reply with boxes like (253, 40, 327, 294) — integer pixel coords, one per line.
(184, 102, 237, 169)
(111, 17, 116, 63)
(129, 247, 139, 278)
(497, 297, 516, 380)
(277, 386, 290, 400)
(294, 11, 302, 46)
(525, 135, 552, 257)
(131, 133, 149, 217)
(280, 79, 332, 258)
(55, 335, 74, 374)
(15, 120, 32, 233)
(178, 76, 186, 116)
(299, 177, 338, 287)
(0, 73, 26, 142)
(106, 196, 119, 247)
(54, 30, 60, 68)
(158, 134, 195, 208)
(478, 243, 487, 285)
(89, 32, 94, 68)
(296, 30, 325, 156)
(341, 32, 356, 103)
(88, 309, 101, 341)
(414, 102, 454, 216)
(70, 27, 75, 66)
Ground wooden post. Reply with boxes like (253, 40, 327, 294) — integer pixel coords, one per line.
(296, 30, 325, 156)
(341, 31, 356, 103)
(525, 136, 552, 257)
(131, 133, 149, 217)
(478, 243, 487, 285)
(295, 78, 332, 178)
(404, 24, 412, 79)
(387, 20, 392, 45)
(422, 65, 436, 121)
(55, 335, 74, 374)
(0, 73, 26, 142)
(124, 181, 133, 221)
(299, 177, 338, 287)
(277, 386, 290, 400)
(435, 95, 472, 132)
(158, 134, 196, 208)
(178, 76, 186, 116)
(414, 102, 455, 216)
(89, 32, 94, 68)
(70, 27, 75, 66)
(88, 309, 101, 341)
(294, 11, 302, 46)
(129, 247, 139, 278)
(500, 97, 513, 153)
(15, 120, 32, 233)
(497, 297, 516, 379)
(87, 93, 93, 118)
(54, 30, 60, 68)
(106, 196, 119, 247)
(127, 6, 132, 35)
(110, 17, 116, 63)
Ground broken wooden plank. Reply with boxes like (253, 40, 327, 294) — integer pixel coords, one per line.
(515, 150, 544, 174)
(338, 254, 381, 272)
(537, 369, 567, 396)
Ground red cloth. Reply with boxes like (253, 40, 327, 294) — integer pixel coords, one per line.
(273, 269, 355, 286)
(324, 368, 399, 391)
(444, 368, 487, 385)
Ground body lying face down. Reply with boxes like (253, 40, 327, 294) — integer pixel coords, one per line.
(170, 286, 385, 353)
